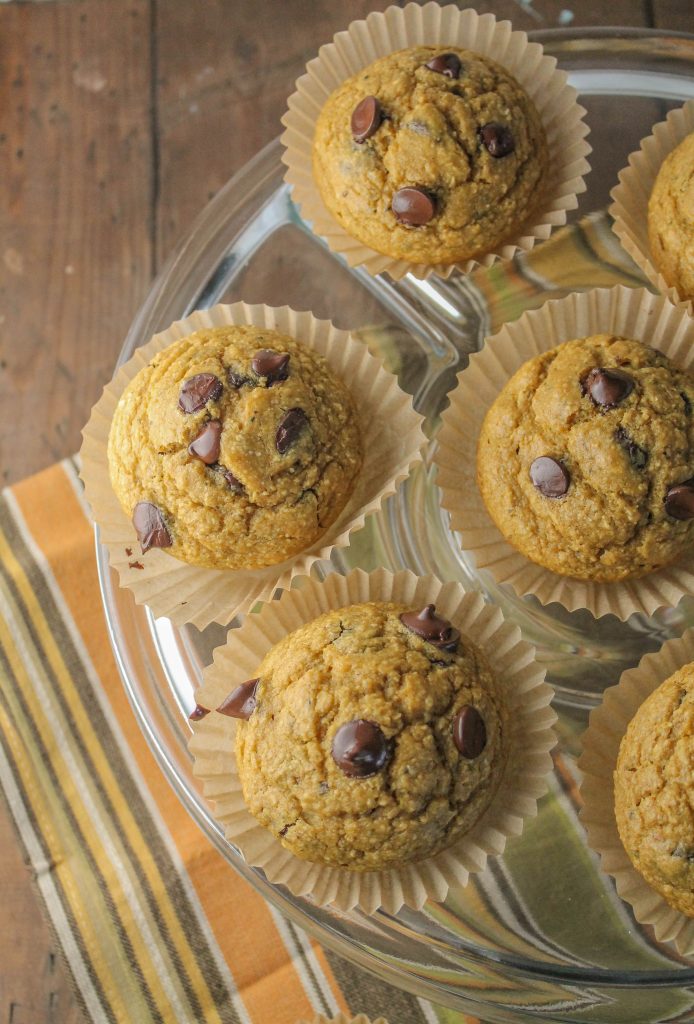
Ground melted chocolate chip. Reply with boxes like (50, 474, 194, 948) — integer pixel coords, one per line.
(189, 704, 210, 722)
(222, 468, 245, 493)
(615, 426, 648, 470)
(132, 502, 172, 553)
(400, 604, 460, 652)
(331, 720, 390, 778)
(583, 367, 634, 409)
(392, 187, 436, 226)
(178, 373, 223, 413)
(479, 123, 515, 158)
(530, 457, 570, 498)
(276, 408, 308, 454)
(425, 52, 462, 78)
(251, 349, 290, 384)
(665, 480, 694, 521)
(228, 368, 252, 389)
(682, 392, 692, 416)
(188, 419, 222, 464)
(453, 705, 487, 759)
(217, 678, 260, 720)
(351, 95, 382, 143)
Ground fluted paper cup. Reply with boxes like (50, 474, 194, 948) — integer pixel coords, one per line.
(80, 304, 426, 629)
(281, 1, 590, 280)
(611, 99, 694, 316)
(189, 568, 556, 915)
(436, 285, 694, 620)
(579, 630, 694, 955)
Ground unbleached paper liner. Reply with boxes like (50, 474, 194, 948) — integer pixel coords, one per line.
(188, 567, 556, 916)
(280, 2, 591, 281)
(578, 629, 694, 955)
(79, 304, 426, 629)
(610, 100, 694, 316)
(435, 285, 694, 621)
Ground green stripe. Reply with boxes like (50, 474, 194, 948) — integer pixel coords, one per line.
(323, 946, 431, 1024)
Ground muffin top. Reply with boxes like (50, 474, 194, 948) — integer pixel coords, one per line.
(614, 662, 694, 918)
(477, 334, 694, 582)
(648, 131, 694, 303)
(108, 324, 363, 570)
(228, 601, 507, 871)
(312, 46, 548, 266)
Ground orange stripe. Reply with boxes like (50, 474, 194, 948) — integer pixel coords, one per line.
(11, 464, 350, 1022)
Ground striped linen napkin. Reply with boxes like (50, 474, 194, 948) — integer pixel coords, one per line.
(0, 457, 471, 1024)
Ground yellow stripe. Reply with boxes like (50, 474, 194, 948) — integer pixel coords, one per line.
(0, 521, 225, 1023)
(0, 580, 153, 1022)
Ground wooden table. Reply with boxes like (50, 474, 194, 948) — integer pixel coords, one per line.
(0, 1, 690, 1020)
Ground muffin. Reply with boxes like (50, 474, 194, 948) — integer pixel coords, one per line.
(107, 324, 363, 570)
(222, 600, 508, 871)
(312, 46, 548, 266)
(477, 334, 694, 582)
(648, 131, 694, 303)
(614, 662, 694, 918)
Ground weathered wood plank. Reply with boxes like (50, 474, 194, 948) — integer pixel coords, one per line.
(0, 0, 153, 487)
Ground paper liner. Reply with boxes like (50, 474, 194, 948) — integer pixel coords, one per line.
(578, 630, 694, 955)
(436, 285, 694, 621)
(189, 568, 556, 916)
(610, 100, 694, 316)
(280, 2, 591, 281)
(79, 304, 426, 629)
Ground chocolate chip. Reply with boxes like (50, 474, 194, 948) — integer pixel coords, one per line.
(583, 367, 634, 409)
(665, 480, 694, 520)
(400, 604, 460, 652)
(222, 468, 244, 493)
(682, 392, 692, 416)
(615, 426, 648, 470)
(425, 53, 462, 78)
(217, 678, 260, 720)
(453, 706, 487, 759)
(189, 704, 210, 722)
(251, 349, 290, 384)
(479, 123, 515, 158)
(331, 720, 391, 778)
(392, 187, 435, 226)
(228, 368, 252, 389)
(188, 419, 221, 464)
(132, 501, 172, 553)
(530, 457, 570, 498)
(351, 95, 382, 143)
(178, 373, 223, 413)
(276, 408, 308, 454)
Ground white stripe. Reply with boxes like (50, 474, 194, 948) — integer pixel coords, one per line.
(416, 999, 440, 1024)
(0, 736, 107, 1022)
(268, 905, 341, 1017)
(4, 481, 253, 1022)
(0, 578, 196, 1023)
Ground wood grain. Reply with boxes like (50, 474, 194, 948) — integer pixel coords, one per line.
(0, 0, 153, 488)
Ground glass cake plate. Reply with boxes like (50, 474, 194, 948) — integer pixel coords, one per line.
(97, 29, 694, 1024)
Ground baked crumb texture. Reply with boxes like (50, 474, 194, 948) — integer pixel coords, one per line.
(477, 334, 694, 582)
(107, 325, 363, 570)
(614, 663, 694, 919)
(312, 46, 548, 265)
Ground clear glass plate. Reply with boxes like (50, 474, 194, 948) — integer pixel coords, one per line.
(98, 29, 694, 1024)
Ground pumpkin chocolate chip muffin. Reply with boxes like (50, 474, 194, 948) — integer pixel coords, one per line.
(312, 46, 548, 266)
(614, 662, 694, 919)
(648, 131, 694, 304)
(107, 324, 362, 570)
(220, 600, 507, 871)
(477, 334, 694, 582)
